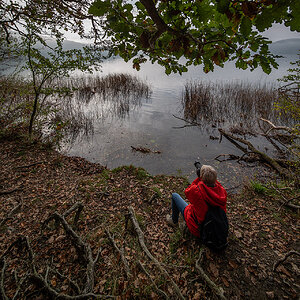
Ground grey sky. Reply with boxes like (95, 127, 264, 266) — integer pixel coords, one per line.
(262, 23, 300, 42)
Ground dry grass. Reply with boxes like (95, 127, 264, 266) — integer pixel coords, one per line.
(182, 81, 296, 132)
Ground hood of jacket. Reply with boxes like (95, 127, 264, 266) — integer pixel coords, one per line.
(197, 181, 227, 210)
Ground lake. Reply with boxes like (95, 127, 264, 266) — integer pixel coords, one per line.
(62, 43, 298, 190)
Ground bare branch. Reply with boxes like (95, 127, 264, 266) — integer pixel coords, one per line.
(273, 251, 300, 272)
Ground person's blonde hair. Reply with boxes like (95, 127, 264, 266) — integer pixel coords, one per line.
(200, 165, 217, 186)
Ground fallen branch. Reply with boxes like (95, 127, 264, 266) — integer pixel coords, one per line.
(138, 260, 169, 299)
(0, 201, 22, 227)
(219, 128, 290, 178)
(259, 118, 295, 135)
(105, 229, 131, 279)
(273, 250, 300, 272)
(131, 146, 161, 154)
(215, 154, 240, 162)
(63, 202, 84, 227)
(172, 114, 201, 127)
(128, 206, 184, 300)
(0, 186, 22, 196)
(15, 161, 46, 169)
(195, 248, 226, 300)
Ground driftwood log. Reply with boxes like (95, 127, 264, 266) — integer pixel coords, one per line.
(218, 128, 291, 179)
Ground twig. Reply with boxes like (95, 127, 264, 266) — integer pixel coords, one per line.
(195, 248, 226, 300)
(15, 161, 46, 169)
(138, 261, 169, 299)
(0, 201, 22, 227)
(273, 251, 300, 272)
(105, 229, 131, 279)
(172, 114, 201, 127)
(0, 258, 9, 300)
(0, 186, 22, 196)
(128, 206, 184, 300)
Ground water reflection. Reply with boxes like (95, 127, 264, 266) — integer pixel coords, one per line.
(182, 81, 296, 133)
(57, 73, 151, 144)
(63, 55, 298, 190)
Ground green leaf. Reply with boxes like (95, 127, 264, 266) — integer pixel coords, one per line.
(89, 0, 110, 16)
(260, 57, 271, 74)
(240, 17, 252, 37)
(216, 0, 230, 14)
(255, 9, 274, 32)
(286, 1, 300, 31)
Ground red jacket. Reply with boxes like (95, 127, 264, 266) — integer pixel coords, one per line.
(183, 178, 227, 238)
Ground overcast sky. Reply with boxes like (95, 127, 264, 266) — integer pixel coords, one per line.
(262, 23, 300, 42)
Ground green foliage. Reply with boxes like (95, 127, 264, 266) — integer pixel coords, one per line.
(0, 1, 104, 140)
(136, 168, 151, 181)
(250, 181, 267, 195)
(89, 0, 298, 74)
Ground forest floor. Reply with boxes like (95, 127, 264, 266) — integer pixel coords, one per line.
(0, 135, 299, 300)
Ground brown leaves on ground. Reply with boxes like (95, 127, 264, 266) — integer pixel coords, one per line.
(0, 137, 299, 299)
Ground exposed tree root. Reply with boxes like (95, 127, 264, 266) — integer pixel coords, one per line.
(0, 204, 114, 299)
(273, 250, 300, 272)
(63, 201, 84, 227)
(195, 248, 226, 300)
(138, 260, 169, 299)
(128, 206, 184, 300)
(105, 228, 131, 279)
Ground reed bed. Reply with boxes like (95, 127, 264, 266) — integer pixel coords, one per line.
(50, 73, 151, 142)
(182, 81, 295, 132)
(0, 73, 151, 144)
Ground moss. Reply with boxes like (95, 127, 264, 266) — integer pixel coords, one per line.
(136, 167, 151, 180)
(250, 180, 267, 194)
(151, 186, 162, 197)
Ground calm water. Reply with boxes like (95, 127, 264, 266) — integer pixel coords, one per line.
(62, 52, 297, 190)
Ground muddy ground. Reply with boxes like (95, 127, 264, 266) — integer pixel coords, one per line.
(0, 136, 299, 299)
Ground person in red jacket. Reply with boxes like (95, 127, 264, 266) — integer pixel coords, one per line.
(166, 165, 227, 238)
